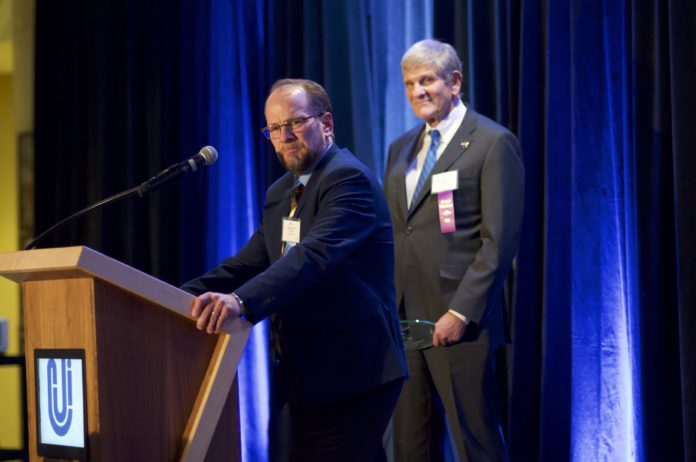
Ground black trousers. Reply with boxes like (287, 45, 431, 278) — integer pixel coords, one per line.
(287, 378, 404, 462)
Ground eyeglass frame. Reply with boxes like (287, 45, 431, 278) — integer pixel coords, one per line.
(261, 111, 326, 140)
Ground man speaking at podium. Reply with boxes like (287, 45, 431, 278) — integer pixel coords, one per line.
(181, 79, 407, 461)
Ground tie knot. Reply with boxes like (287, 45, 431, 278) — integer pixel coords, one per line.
(429, 130, 441, 145)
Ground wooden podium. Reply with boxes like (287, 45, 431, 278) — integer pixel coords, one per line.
(0, 246, 252, 461)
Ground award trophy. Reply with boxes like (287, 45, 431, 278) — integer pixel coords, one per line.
(399, 320, 436, 352)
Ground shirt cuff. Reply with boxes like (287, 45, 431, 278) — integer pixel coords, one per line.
(448, 309, 468, 324)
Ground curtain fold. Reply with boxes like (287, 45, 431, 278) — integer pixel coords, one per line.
(568, 2, 638, 460)
(184, 1, 270, 460)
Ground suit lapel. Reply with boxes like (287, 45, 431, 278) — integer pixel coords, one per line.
(431, 110, 477, 175)
(408, 109, 478, 218)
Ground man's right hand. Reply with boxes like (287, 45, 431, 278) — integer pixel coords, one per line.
(190, 292, 242, 334)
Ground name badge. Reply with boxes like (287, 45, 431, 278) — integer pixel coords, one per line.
(282, 217, 301, 246)
(431, 171, 458, 194)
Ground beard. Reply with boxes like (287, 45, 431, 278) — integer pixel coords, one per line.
(276, 144, 319, 176)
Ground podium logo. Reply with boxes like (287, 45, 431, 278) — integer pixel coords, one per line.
(46, 358, 73, 436)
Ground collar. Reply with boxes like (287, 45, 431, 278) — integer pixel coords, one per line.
(427, 100, 467, 148)
(295, 143, 333, 187)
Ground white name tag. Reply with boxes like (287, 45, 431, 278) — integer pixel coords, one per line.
(431, 170, 458, 194)
(282, 217, 301, 244)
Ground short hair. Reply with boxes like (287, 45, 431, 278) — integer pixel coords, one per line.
(268, 79, 333, 114)
(401, 39, 463, 81)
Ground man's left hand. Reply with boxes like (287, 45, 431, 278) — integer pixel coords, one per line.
(432, 312, 468, 347)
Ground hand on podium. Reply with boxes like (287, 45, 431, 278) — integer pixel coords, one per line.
(190, 292, 243, 334)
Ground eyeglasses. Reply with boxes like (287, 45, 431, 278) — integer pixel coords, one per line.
(261, 112, 325, 140)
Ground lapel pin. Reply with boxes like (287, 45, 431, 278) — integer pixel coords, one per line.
(461, 140, 470, 149)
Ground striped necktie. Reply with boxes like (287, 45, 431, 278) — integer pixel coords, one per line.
(410, 129, 440, 211)
(289, 182, 304, 218)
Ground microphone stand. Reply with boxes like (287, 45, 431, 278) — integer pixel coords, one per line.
(25, 147, 217, 251)
(24, 185, 144, 250)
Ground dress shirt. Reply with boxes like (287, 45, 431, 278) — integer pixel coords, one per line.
(404, 101, 467, 208)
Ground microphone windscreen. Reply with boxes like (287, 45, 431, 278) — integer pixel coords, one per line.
(199, 146, 218, 165)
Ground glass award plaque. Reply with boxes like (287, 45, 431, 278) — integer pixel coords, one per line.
(399, 320, 436, 352)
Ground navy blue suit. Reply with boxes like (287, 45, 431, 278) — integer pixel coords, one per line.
(182, 145, 406, 458)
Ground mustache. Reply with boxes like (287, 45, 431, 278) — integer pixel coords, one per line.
(278, 142, 303, 151)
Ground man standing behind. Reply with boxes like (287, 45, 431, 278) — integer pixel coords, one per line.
(384, 40, 524, 461)
(182, 79, 406, 461)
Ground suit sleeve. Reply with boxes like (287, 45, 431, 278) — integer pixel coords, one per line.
(179, 222, 270, 299)
(234, 165, 380, 322)
(450, 131, 525, 324)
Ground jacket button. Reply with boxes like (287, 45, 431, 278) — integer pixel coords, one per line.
(406, 226, 413, 235)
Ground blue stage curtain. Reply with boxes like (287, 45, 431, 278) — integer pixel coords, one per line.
(193, 1, 270, 461)
(266, 0, 430, 179)
(567, 2, 639, 460)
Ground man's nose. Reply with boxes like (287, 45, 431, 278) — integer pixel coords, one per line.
(412, 83, 427, 97)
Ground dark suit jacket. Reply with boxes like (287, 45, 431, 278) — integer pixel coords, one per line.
(182, 144, 407, 405)
(384, 106, 524, 345)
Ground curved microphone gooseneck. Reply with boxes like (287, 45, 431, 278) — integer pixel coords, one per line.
(24, 146, 218, 250)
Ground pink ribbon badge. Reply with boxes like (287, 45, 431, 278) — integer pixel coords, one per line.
(438, 190, 456, 233)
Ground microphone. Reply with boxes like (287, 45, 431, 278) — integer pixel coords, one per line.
(24, 146, 218, 250)
(138, 145, 218, 197)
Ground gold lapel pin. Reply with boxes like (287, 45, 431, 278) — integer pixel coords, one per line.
(461, 140, 470, 149)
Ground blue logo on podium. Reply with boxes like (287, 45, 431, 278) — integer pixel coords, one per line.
(47, 358, 73, 436)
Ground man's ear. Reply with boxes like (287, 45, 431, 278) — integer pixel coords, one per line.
(451, 70, 463, 95)
(321, 112, 334, 136)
